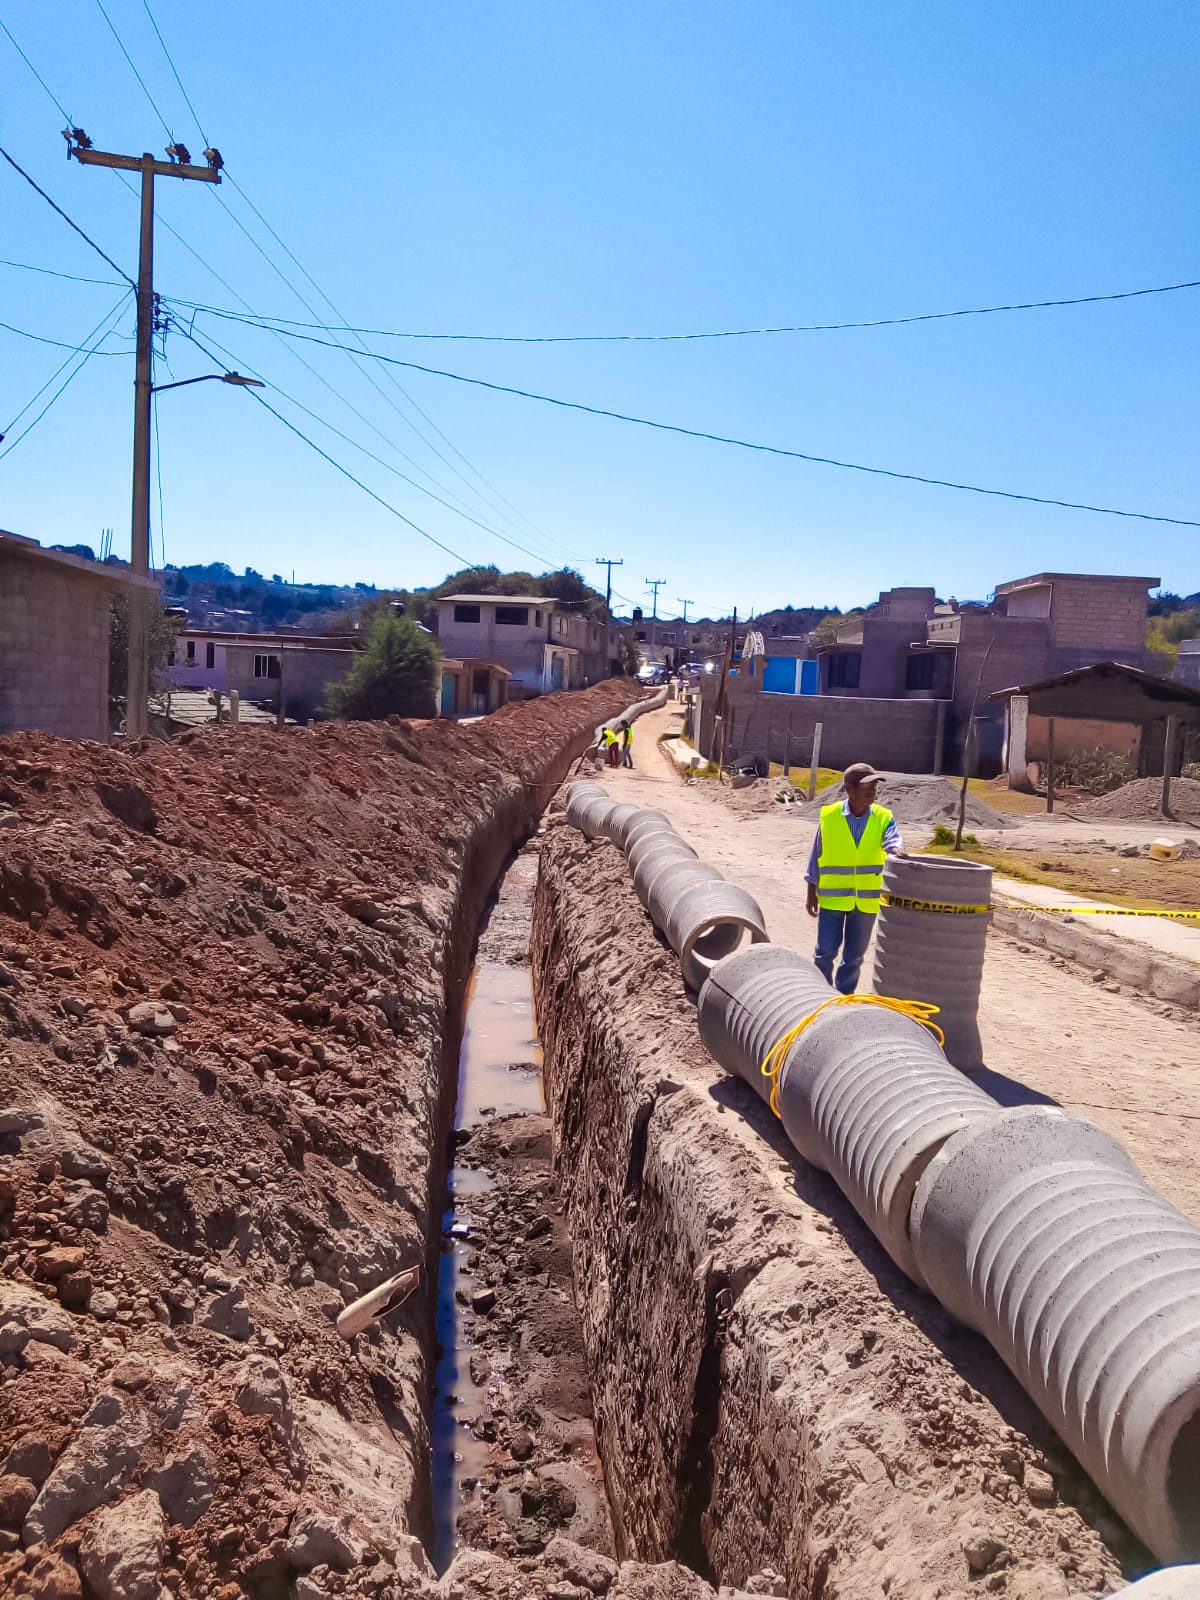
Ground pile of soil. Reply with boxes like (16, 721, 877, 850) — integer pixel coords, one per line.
(0, 684, 634, 1599)
(1077, 776, 1200, 823)
(800, 773, 1008, 830)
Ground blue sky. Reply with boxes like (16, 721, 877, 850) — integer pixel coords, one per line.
(1, 0, 1197, 616)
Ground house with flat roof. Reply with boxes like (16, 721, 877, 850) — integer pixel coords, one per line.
(0, 530, 157, 742)
(435, 594, 617, 698)
(168, 627, 361, 723)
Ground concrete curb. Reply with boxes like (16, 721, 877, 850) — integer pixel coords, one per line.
(993, 903, 1200, 1011)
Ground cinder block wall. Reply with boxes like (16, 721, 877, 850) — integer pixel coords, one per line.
(700, 681, 939, 772)
(1049, 578, 1149, 653)
(0, 554, 112, 740)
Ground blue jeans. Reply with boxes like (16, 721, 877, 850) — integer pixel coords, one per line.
(814, 908, 875, 994)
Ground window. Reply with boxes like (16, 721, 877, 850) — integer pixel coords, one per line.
(494, 605, 529, 626)
(185, 640, 196, 664)
(660, 630, 676, 644)
(254, 654, 281, 680)
(827, 651, 861, 689)
(453, 603, 481, 623)
(535, 609, 543, 626)
(906, 653, 938, 691)
(167, 648, 176, 666)
(205, 642, 216, 669)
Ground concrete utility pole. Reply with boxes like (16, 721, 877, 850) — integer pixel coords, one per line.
(677, 597, 693, 623)
(645, 577, 666, 652)
(594, 557, 623, 616)
(68, 135, 222, 736)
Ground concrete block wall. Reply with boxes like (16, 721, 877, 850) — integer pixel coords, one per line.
(0, 554, 112, 741)
(1048, 578, 1151, 653)
(700, 683, 939, 772)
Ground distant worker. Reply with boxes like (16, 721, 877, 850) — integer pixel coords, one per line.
(805, 763, 904, 994)
(620, 719, 634, 768)
(603, 725, 621, 768)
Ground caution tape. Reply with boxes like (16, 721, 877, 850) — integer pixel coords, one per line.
(881, 893, 1200, 923)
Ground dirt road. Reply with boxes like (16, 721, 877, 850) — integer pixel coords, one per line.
(596, 707, 1200, 1222)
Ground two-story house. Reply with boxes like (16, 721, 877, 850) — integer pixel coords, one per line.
(435, 594, 615, 699)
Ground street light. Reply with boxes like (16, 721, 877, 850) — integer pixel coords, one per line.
(151, 371, 265, 394)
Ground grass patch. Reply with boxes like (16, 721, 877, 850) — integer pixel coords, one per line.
(769, 763, 841, 795)
(964, 777, 1048, 816)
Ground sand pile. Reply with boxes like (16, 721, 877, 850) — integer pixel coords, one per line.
(799, 773, 1007, 829)
(1078, 775, 1200, 823)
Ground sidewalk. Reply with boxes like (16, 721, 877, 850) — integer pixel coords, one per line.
(993, 875, 1200, 967)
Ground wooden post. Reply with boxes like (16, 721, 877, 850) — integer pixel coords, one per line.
(954, 719, 976, 851)
(808, 721, 824, 801)
(1046, 717, 1055, 814)
(783, 723, 791, 778)
(765, 703, 774, 771)
(714, 715, 726, 781)
(1162, 714, 1178, 817)
(932, 698, 947, 776)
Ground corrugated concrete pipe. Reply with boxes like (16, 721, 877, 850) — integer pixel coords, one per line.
(591, 687, 668, 758)
(620, 809, 677, 852)
(629, 835, 700, 906)
(911, 1106, 1200, 1563)
(697, 945, 833, 1100)
(564, 787, 617, 840)
(1110, 1570, 1200, 1597)
(645, 858, 725, 928)
(773, 1003, 999, 1282)
(663, 881, 768, 991)
(872, 854, 994, 1071)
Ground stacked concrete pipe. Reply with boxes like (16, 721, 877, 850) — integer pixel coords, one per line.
(696, 945, 998, 1281)
(1110, 1570, 1200, 1597)
(872, 854, 994, 1071)
(589, 686, 668, 766)
(911, 1106, 1200, 1564)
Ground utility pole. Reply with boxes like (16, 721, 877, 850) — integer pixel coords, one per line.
(677, 597, 693, 622)
(68, 133, 222, 736)
(594, 556, 623, 616)
(645, 577, 666, 654)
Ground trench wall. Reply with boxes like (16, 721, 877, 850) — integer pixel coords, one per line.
(532, 821, 1139, 1598)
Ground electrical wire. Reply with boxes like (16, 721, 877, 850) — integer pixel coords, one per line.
(139, 0, 210, 147)
(92, 0, 175, 141)
(0, 256, 127, 288)
(1, 296, 130, 437)
(0, 145, 135, 289)
(185, 314, 1199, 529)
(169, 277, 1200, 344)
(0, 17, 72, 122)
(170, 318, 571, 570)
(0, 295, 129, 461)
(0, 317, 129, 354)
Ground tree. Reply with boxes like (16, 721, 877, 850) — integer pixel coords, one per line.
(108, 592, 182, 724)
(1146, 609, 1200, 672)
(324, 613, 440, 720)
(811, 609, 858, 647)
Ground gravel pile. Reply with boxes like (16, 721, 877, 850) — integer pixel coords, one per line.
(1078, 776, 1200, 823)
(799, 773, 1008, 829)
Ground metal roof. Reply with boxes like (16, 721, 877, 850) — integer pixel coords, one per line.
(991, 660, 1200, 707)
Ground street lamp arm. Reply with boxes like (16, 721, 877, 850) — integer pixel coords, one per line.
(151, 371, 264, 393)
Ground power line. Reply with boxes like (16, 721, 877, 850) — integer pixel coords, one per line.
(0, 296, 129, 460)
(92, 0, 175, 141)
(0, 18, 72, 122)
(0, 256, 127, 288)
(170, 317, 573, 571)
(168, 276, 1200, 345)
(184, 314, 1199, 529)
(0, 145, 135, 288)
(139, 0, 210, 147)
(0, 317, 129, 354)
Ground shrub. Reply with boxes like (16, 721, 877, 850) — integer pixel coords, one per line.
(1052, 746, 1135, 796)
(324, 613, 439, 720)
(930, 823, 979, 849)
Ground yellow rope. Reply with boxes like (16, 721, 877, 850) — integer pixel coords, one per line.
(759, 994, 945, 1118)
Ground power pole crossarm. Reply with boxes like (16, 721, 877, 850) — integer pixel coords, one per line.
(595, 556, 623, 616)
(68, 138, 220, 738)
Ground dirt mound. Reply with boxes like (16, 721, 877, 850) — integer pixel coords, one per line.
(799, 773, 1007, 830)
(1078, 775, 1200, 822)
(0, 683, 633, 1597)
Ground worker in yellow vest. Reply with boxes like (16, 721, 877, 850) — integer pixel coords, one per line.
(805, 763, 904, 994)
(603, 725, 621, 768)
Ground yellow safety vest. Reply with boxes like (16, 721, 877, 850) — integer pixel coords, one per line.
(603, 727, 619, 746)
(816, 802, 891, 913)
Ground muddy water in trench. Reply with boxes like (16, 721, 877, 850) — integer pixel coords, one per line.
(431, 847, 613, 1572)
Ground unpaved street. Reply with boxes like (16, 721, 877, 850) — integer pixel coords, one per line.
(597, 706, 1200, 1221)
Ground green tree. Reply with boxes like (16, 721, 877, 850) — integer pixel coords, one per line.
(1146, 609, 1200, 672)
(324, 612, 440, 720)
(108, 592, 182, 720)
(810, 608, 858, 647)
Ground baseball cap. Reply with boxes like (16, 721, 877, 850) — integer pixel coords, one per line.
(843, 762, 884, 787)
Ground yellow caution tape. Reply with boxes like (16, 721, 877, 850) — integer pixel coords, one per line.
(759, 994, 944, 1118)
(881, 893, 1200, 923)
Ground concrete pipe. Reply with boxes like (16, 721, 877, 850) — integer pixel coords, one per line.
(602, 801, 642, 847)
(872, 854, 994, 1072)
(910, 1106, 1200, 1563)
(620, 809, 677, 853)
(565, 788, 618, 840)
(697, 946, 833, 1100)
(1109, 1571, 1200, 1598)
(626, 824, 694, 879)
(661, 881, 769, 991)
(774, 1003, 998, 1282)
(629, 836, 702, 907)
(645, 857, 725, 929)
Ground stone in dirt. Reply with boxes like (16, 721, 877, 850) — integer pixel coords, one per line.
(23, 1391, 151, 1546)
(285, 1509, 365, 1571)
(0, 1282, 76, 1352)
(149, 1443, 218, 1528)
(0, 1474, 38, 1529)
(124, 1002, 177, 1037)
(96, 781, 157, 833)
(77, 1489, 165, 1600)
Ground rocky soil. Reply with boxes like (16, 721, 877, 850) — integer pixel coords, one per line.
(532, 819, 1146, 1599)
(0, 686, 643, 1600)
